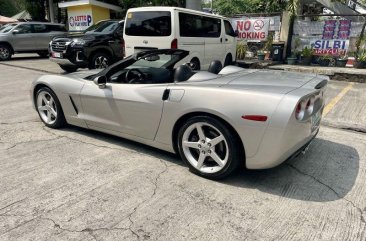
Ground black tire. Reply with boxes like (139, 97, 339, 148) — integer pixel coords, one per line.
(190, 58, 200, 71)
(89, 51, 111, 69)
(35, 87, 66, 129)
(224, 54, 233, 66)
(37, 51, 49, 58)
(0, 44, 12, 61)
(59, 64, 78, 73)
(177, 116, 241, 179)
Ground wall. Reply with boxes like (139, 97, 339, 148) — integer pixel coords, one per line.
(92, 5, 110, 24)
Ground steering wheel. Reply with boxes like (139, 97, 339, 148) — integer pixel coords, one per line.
(126, 68, 145, 84)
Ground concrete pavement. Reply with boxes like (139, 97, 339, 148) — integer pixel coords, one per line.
(0, 64, 365, 241)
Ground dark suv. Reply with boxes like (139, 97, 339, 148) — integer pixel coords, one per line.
(49, 20, 124, 72)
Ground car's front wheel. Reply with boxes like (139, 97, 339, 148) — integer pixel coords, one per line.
(35, 87, 66, 129)
(0, 44, 12, 61)
(177, 116, 241, 179)
(59, 64, 78, 73)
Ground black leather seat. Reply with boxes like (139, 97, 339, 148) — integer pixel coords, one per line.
(174, 65, 193, 82)
(207, 60, 223, 74)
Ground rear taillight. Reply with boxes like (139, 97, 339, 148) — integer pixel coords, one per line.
(171, 39, 178, 49)
(295, 95, 316, 121)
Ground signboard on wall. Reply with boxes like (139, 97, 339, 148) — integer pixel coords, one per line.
(68, 8, 93, 31)
(312, 19, 351, 56)
(232, 19, 270, 42)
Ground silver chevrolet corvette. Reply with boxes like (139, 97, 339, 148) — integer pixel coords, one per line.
(31, 49, 328, 179)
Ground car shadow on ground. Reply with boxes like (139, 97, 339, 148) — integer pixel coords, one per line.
(56, 126, 359, 203)
(7, 55, 47, 61)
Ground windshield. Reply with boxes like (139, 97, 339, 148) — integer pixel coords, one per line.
(0, 23, 17, 33)
(130, 53, 180, 68)
(84, 21, 119, 34)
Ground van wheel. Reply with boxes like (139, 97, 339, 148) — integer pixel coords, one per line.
(0, 44, 12, 61)
(89, 52, 111, 69)
(59, 64, 78, 73)
(190, 58, 200, 70)
(224, 54, 232, 66)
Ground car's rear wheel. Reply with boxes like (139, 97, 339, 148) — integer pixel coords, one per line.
(59, 64, 78, 73)
(89, 52, 111, 69)
(0, 44, 12, 61)
(36, 87, 66, 129)
(177, 116, 240, 179)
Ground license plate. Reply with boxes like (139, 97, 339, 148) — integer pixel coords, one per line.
(52, 52, 62, 58)
(311, 110, 321, 131)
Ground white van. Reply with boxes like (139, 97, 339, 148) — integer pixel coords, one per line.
(123, 7, 237, 70)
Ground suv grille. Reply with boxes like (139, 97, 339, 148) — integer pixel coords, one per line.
(51, 41, 67, 52)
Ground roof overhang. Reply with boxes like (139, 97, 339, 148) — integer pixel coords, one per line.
(58, 0, 122, 12)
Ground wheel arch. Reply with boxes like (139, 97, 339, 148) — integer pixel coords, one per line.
(172, 111, 246, 165)
(89, 47, 113, 60)
(33, 83, 52, 108)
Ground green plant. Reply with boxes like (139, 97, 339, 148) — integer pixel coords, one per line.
(236, 41, 248, 60)
(358, 50, 366, 62)
(338, 55, 348, 60)
(263, 32, 274, 52)
(319, 54, 333, 61)
(257, 50, 265, 55)
(301, 46, 314, 58)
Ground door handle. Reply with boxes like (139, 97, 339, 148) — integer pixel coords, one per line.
(162, 89, 170, 101)
(220, 38, 223, 43)
(108, 40, 115, 44)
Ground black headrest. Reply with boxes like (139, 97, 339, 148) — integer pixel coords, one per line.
(208, 60, 223, 74)
(174, 65, 193, 82)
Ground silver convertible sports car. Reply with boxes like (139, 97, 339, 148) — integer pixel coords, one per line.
(32, 49, 328, 179)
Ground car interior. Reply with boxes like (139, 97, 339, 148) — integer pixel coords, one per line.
(108, 60, 228, 84)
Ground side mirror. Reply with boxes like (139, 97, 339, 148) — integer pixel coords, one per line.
(93, 75, 107, 89)
(12, 29, 19, 35)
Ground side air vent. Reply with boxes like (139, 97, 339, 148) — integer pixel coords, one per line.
(69, 96, 78, 114)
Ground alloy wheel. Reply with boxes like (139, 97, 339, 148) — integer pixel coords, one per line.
(182, 122, 229, 174)
(37, 91, 58, 125)
(0, 47, 10, 60)
(94, 56, 109, 69)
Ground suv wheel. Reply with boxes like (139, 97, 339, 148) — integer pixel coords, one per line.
(0, 44, 12, 61)
(59, 64, 78, 73)
(89, 52, 111, 69)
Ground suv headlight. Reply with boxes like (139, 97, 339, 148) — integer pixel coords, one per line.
(71, 39, 86, 47)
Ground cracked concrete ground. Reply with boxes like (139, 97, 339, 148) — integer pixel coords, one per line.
(0, 64, 366, 241)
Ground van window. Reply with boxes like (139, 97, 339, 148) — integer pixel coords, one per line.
(125, 11, 171, 36)
(224, 20, 235, 37)
(179, 12, 221, 38)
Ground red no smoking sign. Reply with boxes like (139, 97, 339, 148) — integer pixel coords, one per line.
(253, 20, 264, 31)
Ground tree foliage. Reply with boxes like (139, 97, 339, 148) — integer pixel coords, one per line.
(0, 0, 23, 17)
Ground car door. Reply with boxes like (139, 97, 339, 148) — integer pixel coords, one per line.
(32, 24, 51, 50)
(11, 24, 35, 51)
(79, 81, 167, 140)
(109, 23, 125, 59)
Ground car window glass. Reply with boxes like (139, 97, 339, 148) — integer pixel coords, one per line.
(115, 24, 124, 37)
(47, 25, 66, 32)
(179, 12, 221, 38)
(224, 20, 235, 37)
(125, 11, 171, 36)
(33, 24, 48, 33)
(85, 21, 119, 34)
(0, 23, 17, 33)
(14, 24, 32, 34)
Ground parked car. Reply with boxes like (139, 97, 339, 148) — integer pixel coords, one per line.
(0, 22, 66, 60)
(31, 49, 328, 179)
(49, 20, 124, 73)
(124, 7, 237, 70)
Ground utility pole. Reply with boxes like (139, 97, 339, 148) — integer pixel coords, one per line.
(48, 0, 54, 22)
